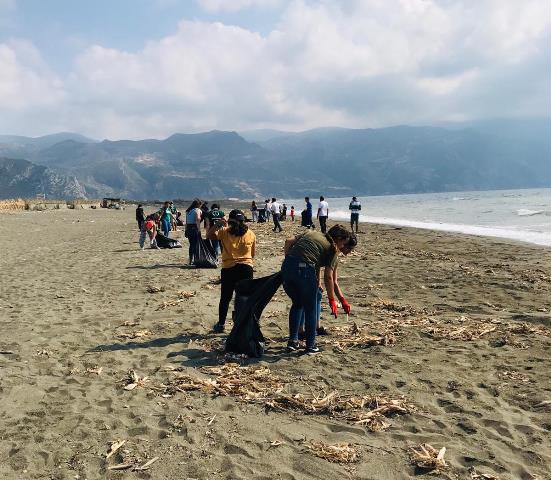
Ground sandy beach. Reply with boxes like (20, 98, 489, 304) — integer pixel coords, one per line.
(0, 207, 550, 480)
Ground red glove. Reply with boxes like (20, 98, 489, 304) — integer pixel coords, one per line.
(329, 298, 339, 317)
(340, 297, 351, 314)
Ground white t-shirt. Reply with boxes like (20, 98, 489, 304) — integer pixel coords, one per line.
(270, 202, 280, 214)
(318, 200, 329, 217)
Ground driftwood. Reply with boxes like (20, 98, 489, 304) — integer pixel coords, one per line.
(306, 441, 359, 463)
(409, 443, 447, 471)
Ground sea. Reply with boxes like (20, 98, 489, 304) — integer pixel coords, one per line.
(281, 188, 551, 247)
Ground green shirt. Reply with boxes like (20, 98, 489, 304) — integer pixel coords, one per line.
(288, 231, 339, 271)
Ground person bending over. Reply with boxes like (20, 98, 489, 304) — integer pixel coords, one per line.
(207, 209, 256, 333)
(282, 225, 356, 354)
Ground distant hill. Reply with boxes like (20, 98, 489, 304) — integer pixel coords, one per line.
(0, 132, 96, 160)
(3, 120, 551, 199)
(0, 157, 87, 199)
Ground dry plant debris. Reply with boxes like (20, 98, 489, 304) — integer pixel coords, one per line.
(178, 290, 196, 299)
(469, 467, 501, 480)
(497, 370, 529, 383)
(146, 285, 165, 293)
(319, 322, 395, 352)
(409, 443, 447, 471)
(425, 318, 497, 341)
(208, 276, 221, 285)
(508, 322, 551, 337)
(117, 329, 152, 339)
(85, 366, 103, 375)
(123, 370, 149, 390)
(369, 299, 432, 318)
(157, 364, 414, 431)
(106, 439, 126, 459)
(306, 441, 359, 463)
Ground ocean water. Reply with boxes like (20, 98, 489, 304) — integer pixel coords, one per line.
(281, 188, 551, 247)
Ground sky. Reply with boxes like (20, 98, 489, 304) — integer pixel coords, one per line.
(1, 0, 551, 140)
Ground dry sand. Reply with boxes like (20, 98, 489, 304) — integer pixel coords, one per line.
(0, 207, 549, 480)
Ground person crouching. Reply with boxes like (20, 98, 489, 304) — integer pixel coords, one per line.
(207, 209, 256, 333)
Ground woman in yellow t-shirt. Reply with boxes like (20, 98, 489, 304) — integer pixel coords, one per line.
(207, 209, 256, 333)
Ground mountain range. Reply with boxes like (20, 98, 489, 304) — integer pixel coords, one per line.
(2, 119, 551, 200)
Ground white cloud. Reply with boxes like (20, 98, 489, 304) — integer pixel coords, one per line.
(3, 0, 551, 138)
(196, 0, 282, 13)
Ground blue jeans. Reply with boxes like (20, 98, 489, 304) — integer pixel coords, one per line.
(281, 256, 318, 348)
(162, 218, 170, 237)
(300, 287, 322, 330)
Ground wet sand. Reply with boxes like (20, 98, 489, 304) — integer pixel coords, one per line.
(0, 207, 550, 479)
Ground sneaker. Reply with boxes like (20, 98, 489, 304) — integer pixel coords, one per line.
(213, 323, 225, 333)
(305, 345, 321, 355)
(286, 340, 300, 352)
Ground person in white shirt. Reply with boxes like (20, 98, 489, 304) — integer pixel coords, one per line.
(349, 196, 361, 233)
(265, 199, 272, 221)
(270, 197, 283, 232)
(317, 196, 329, 233)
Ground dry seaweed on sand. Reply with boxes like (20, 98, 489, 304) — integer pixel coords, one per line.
(409, 443, 447, 471)
(306, 441, 359, 463)
(122, 370, 149, 390)
(117, 329, 152, 339)
(508, 322, 551, 337)
(177, 290, 196, 299)
(424, 318, 497, 341)
(158, 364, 414, 431)
(468, 467, 501, 480)
(319, 322, 395, 352)
(146, 285, 165, 293)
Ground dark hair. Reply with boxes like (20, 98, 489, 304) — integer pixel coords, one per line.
(305, 197, 310, 201)
(211, 203, 220, 210)
(352, 196, 357, 201)
(320, 196, 324, 201)
(327, 224, 353, 253)
(252, 201, 256, 206)
(228, 209, 248, 237)
(271, 197, 276, 202)
(138, 204, 142, 207)
(186, 198, 201, 213)
(291, 205, 294, 208)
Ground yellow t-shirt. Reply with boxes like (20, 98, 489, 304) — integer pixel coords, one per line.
(214, 227, 256, 269)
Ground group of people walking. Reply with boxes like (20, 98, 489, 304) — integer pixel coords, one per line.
(137, 195, 363, 355)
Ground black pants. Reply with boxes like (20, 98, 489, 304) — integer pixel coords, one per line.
(219, 263, 254, 325)
(272, 213, 282, 232)
(185, 225, 200, 263)
(137, 219, 144, 231)
(319, 216, 327, 233)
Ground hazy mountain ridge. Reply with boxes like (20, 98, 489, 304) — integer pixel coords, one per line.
(0, 157, 87, 199)
(2, 120, 551, 199)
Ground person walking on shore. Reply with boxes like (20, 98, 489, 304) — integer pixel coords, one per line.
(251, 201, 258, 222)
(282, 225, 356, 354)
(136, 204, 145, 231)
(185, 199, 202, 265)
(207, 210, 256, 333)
(271, 197, 283, 232)
(290, 206, 295, 221)
(349, 196, 361, 233)
(317, 196, 329, 234)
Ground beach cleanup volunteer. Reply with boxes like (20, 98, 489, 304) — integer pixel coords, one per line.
(207, 209, 256, 333)
(185, 199, 203, 265)
(282, 225, 355, 354)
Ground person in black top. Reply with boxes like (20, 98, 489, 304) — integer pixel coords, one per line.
(135, 204, 145, 231)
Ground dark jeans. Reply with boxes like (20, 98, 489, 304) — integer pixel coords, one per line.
(272, 213, 282, 232)
(219, 263, 254, 325)
(319, 216, 327, 233)
(281, 256, 318, 348)
(300, 287, 322, 330)
(185, 225, 200, 263)
(137, 219, 144, 231)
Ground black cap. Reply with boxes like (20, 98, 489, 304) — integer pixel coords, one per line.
(228, 209, 245, 222)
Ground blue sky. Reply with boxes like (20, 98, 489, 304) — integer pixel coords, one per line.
(1, 0, 551, 139)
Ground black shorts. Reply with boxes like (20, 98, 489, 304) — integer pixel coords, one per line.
(350, 212, 359, 223)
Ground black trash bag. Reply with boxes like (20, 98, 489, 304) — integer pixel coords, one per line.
(257, 208, 267, 223)
(155, 233, 182, 249)
(191, 237, 217, 268)
(225, 272, 282, 357)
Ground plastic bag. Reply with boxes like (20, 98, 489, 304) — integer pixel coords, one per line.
(191, 237, 217, 268)
(155, 233, 182, 249)
(225, 272, 282, 357)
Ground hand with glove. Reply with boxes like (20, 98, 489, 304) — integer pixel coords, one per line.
(340, 296, 351, 315)
(329, 298, 339, 317)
